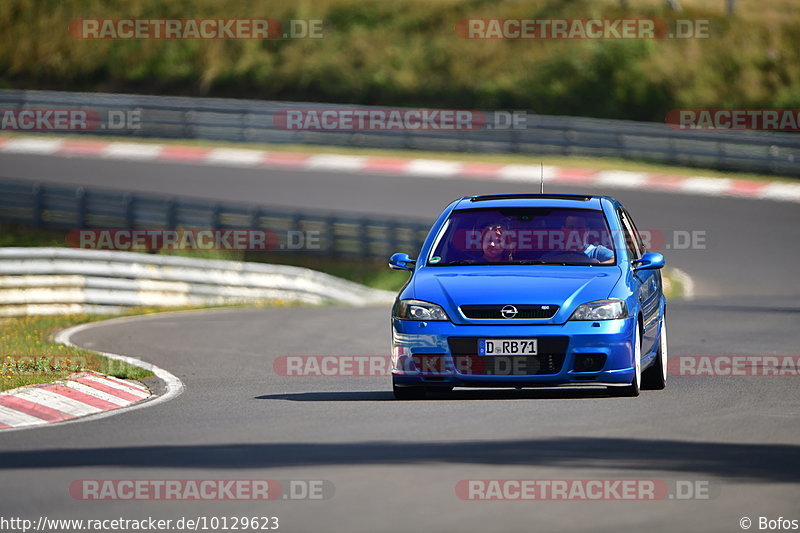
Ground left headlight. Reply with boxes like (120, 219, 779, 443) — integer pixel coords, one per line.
(569, 299, 628, 321)
(392, 299, 449, 321)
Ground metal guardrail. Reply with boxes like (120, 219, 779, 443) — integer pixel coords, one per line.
(0, 178, 431, 260)
(0, 248, 396, 316)
(0, 89, 798, 177)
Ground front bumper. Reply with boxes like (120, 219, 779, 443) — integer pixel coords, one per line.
(391, 317, 636, 388)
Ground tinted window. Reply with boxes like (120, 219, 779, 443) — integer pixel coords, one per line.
(622, 207, 646, 254)
(618, 209, 642, 260)
(428, 207, 616, 266)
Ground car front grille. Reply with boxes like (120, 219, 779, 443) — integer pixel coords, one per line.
(460, 304, 559, 320)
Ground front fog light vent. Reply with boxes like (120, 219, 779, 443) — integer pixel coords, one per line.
(573, 354, 606, 372)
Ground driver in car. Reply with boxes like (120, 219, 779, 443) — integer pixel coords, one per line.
(479, 222, 514, 263)
(451, 221, 514, 264)
(544, 215, 615, 264)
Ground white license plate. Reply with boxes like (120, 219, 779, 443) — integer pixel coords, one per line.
(479, 339, 538, 356)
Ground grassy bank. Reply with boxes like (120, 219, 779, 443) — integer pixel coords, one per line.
(0, 313, 154, 392)
(1, 0, 798, 121)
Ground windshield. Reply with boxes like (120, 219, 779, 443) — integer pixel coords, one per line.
(428, 207, 616, 266)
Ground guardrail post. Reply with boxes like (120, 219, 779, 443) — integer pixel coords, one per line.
(668, 137, 677, 164)
(510, 130, 520, 153)
(291, 213, 302, 234)
(167, 198, 178, 230)
(325, 217, 337, 256)
(250, 207, 261, 229)
(32, 184, 43, 228)
(123, 193, 135, 228)
(564, 130, 575, 156)
(76, 187, 87, 229)
(386, 222, 398, 258)
(359, 218, 371, 259)
(183, 110, 193, 138)
(211, 204, 222, 230)
(769, 145, 780, 175)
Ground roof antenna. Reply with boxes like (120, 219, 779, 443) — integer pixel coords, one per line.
(540, 162, 544, 194)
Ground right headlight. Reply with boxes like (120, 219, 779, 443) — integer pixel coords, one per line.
(569, 299, 628, 321)
(392, 299, 449, 321)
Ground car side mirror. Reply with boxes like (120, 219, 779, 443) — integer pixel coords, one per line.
(632, 252, 665, 271)
(389, 252, 416, 271)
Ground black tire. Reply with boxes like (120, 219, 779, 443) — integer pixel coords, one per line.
(608, 324, 642, 397)
(641, 318, 667, 390)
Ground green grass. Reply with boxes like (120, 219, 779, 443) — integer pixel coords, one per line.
(0, 0, 798, 122)
(661, 268, 684, 300)
(0, 313, 153, 391)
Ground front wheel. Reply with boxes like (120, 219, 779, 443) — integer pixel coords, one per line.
(608, 325, 642, 397)
(641, 317, 668, 390)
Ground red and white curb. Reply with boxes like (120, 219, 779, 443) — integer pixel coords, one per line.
(1, 136, 799, 204)
(0, 315, 184, 432)
(0, 371, 150, 430)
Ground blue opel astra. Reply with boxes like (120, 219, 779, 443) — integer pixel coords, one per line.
(389, 194, 667, 399)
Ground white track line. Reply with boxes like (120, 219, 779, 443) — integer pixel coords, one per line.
(594, 170, 650, 188)
(499, 164, 557, 182)
(206, 148, 265, 166)
(306, 154, 367, 171)
(102, 143, 163, 160)
(679, 177, 733, 195)
(758, 182, 800, 202)
(2, 138, 63, 155)
(406, 159, 462, 177)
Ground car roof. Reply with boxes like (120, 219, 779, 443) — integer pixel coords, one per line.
(453, 193, 614, 211)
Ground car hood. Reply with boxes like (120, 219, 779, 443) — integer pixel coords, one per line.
(411, 265, 623, 325)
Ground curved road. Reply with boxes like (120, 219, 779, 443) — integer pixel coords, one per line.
(0, 153, 799, 533)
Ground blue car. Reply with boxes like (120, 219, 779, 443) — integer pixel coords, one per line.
(388, 193, 667, 399)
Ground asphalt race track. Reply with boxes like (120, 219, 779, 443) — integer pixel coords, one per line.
(0, 152, 799, 532)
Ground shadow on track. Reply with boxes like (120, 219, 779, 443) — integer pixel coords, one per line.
(255, 388, 612, 402)
(1, 438, 798, 482)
